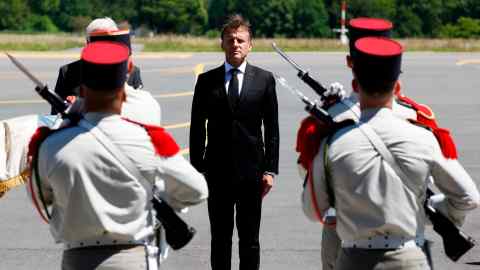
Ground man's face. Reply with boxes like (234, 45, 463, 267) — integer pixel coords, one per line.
(221, 26, 252, 67)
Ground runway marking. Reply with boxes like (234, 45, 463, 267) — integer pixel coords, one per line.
(194, 64, 204, 77)
(0, 99, 45, 105)
(141, 66, 196, 75)
(0, 52, 193, 59)
(0, 91, 193, 104)
(164, 122, 190, 129)
(456, 59, 480, 66)
(152, 91, 193, 98)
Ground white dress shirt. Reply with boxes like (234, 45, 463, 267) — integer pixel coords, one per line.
(224, 61, 247, 95)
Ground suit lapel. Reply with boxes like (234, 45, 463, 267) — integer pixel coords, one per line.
(211, 65, 230, 109)
(239, 63, 254, 106)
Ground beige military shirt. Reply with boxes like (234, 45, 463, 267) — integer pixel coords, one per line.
(302, 107, 479, 243)
(35, 112, 208, 248)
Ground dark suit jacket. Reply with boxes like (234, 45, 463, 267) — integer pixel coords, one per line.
(52, 60, 143, 114)
(190, 63, 279, 183)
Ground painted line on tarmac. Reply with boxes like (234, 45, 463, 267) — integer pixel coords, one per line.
(163, 122, 190, 129)
(0, 52, 193, 59)
(0, 99, 45, 105)
(194, 64, 204, 77)
(152, 91, 193, 98)
(142, 63, 205, 76)
(0, 91, 193, 104)
(456, 59, 480, 66)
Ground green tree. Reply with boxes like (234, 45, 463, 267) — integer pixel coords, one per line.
(207, 0, 237, 31)
(403, 0, 442, 37)
(255, 0, 296, 37)
(24, 15, 59, 32)
(345, 0, 396, 20)
(394, 6, 422, 37)
(28, 0, 60, 14)
(138, 0, 207, 34)
(293, 0, 330, 37)
(54, 0, 92, 32)
(0, 0, 30, 30)
(89, 0, 137, 25)
(326, 0, 396, 34)
(26, 0, 60, 32)
(439, 17, 480, 38)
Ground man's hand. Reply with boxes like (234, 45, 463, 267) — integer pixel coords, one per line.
(261, 174, 274, 198)
(322, 82, 346, 109)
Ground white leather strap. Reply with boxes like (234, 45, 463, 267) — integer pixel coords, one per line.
(77, 119, 160, 268)
(356, 122, 421, 197)
(78, 119, 149, 187)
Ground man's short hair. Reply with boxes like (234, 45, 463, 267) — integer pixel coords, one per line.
(86, 17, 118, 37)
(221, 14, 252, 40)
(358, 80, 397, 97)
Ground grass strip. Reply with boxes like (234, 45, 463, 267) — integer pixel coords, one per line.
(0, 33, 479, 52)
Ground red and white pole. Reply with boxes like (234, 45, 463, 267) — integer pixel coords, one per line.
(340, 1, 348, 44)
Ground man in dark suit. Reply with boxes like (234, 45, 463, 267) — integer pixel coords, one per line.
(189, 14, 279, 270)
(52, 17, 143, 114)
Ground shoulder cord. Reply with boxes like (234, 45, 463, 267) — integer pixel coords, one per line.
(32, 149, 51, 223)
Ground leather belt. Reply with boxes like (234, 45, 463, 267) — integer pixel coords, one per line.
(64, 239, 145, 250)
(341, 235, 424, 249)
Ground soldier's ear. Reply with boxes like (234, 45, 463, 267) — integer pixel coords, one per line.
(127, 57, 133, 74)
(346, 55, 353, 68)
(351, 79, 359, 93)
(394, 81, 402, 96)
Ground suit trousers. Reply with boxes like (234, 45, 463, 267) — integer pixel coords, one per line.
(336, 246, 430, 270)
(207, 176, 263, 270)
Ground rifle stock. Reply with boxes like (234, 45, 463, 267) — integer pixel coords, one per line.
(425, 189, 476, 261)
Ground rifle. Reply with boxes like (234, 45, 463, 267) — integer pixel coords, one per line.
(272, 44, 476, 262)
(425, 189, 476, 261)
(274, 74, 334, 125)
(272, 43, 328, 101)
(6, 52, 195, 250)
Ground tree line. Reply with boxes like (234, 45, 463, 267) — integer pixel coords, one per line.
(1, 0, 479, 38)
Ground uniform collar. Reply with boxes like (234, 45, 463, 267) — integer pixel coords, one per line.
(224, 61, 247, 74)
(360, 107, 393, 122)
(84, 112, 121, 124)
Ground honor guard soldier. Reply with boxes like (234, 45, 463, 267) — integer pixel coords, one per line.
(52, 17, 146, 114)
(296, 18, 458, 270)
(27, 41, 208, 270)
(302, 37, 479, 270)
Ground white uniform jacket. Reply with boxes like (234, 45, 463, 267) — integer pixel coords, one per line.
(34, 112, 208, 248)
(302, 107, 479, 242)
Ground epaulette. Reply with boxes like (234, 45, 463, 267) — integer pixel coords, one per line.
(27, 127, 55, 161)
(397, 94, 435, 121)
(122, 118, 180, 157)
(296, 116, 354, 170)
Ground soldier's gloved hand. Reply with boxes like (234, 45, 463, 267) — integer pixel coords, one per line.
(322, 82, 346, 109)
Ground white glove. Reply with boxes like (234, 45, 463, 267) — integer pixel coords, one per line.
(428, 193, 465, 227)
(322, 82, 346, 108)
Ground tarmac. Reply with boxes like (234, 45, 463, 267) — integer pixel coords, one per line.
(0, 50, 479, 270)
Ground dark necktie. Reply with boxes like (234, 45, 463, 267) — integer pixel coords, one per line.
(228, 68, 239, 106)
